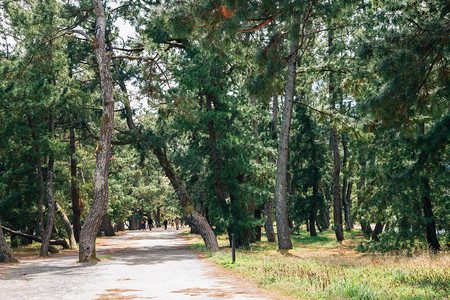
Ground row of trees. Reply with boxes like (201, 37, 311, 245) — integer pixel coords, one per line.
(1, 0, 448, 262)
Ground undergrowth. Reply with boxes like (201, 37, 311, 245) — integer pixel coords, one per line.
(187, 229, 450, 299)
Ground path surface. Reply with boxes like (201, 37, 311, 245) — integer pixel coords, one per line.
(0, 228, 277, 300)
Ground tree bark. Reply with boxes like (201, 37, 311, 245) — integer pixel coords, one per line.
(55, 202, 77, 249)
(274, 13, 301, 250)
(102, 215, 116, 236)
(40, 151, 56, 256)
(79, 0, 115, 262)
(329, 31, 344, 242)
(345, 182, 353, 230)
(69, 123, 81, 242)
(422, 178, 440, 251)
(152, 147, 219, 250)
(264, 97, 278, 243)
(0, 218, 18, 263)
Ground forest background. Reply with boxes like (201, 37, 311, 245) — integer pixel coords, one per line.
(0, 0, 448, 265)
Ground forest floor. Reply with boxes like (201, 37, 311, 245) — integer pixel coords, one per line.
(188, 229, 450, 299)
(0, 228, 283, 300)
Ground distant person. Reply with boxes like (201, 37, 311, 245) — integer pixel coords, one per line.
(180, 218, 183, 228)
(140, 218, 146, 230)
(171, 219, 175, 228)
(175, 216, 180, 230)
(148, 217, 153, 230)
(163, 219, 168, 230)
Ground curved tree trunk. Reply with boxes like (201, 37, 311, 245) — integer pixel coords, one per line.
(55, 202, 77, 249)
(371, 222, 384, 242)
(0, 218, 18, 263)
(79, 0, 115, 262)
(153, 147, 219, 251)
(274, 13, 301, 250)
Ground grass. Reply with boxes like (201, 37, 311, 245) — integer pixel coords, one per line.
(187, 229, 450, 299)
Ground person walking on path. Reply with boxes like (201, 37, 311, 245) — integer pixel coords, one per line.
(148, 217, 153, 230)
(175, 216, 180, 230)
(163, 219, 168, 230)
(171, 219, 175, 229)
(140, 218, 146, 230)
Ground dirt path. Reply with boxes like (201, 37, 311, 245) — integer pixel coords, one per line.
(0, 228, 278, 299)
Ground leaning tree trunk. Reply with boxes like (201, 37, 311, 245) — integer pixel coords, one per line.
(55, 202, 77, 249)
(0, 218, 18, 263)
(274, 13, 301, 250)
(153, 147, 219, 250)
(108, 39, 217, 251)
(79, 0, 115, 262)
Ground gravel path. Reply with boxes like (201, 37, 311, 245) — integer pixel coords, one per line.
(0, 228, 277, 300)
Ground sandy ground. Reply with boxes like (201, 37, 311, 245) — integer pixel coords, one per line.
(0, 228, 280, 300)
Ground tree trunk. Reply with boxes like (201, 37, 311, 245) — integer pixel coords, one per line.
(69, 123, 81, 242)
(0, 218, 18, 263)
(309, 188, 318, 237)
(156, 206, 162, 227)
(102, 214, 116, 236)
(55, 202, 77, 249)
(79, 0, 115, 262)
(329, 31, 344, 242)
(129, 216, 138, 230)
(40, 153, 56, 257)
(372, 222, 384, 242)
(274, 13, 301, 250)
(152, 147, 219, 250)
(117, 221, 125, 231)
(345, 182, 353, 230)
(264, 97, 278, 243)
(422, 178, 440, 251)
(108, 37, 217, 251)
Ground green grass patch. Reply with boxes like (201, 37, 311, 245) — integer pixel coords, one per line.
(188, 229, 450, 299)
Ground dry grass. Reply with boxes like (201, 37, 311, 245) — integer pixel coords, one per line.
(187, 230, 450, 299)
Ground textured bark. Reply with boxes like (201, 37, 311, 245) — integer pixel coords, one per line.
(102, 215, 115, 236)
(79, 0, 115, 262)
(274, 13, 301, 250)
(263, 97, 277, 242)
(55, 202, 77, 249)
(129, 216, 138, 230)
(0, 218, 18, 263)
(69, 123, 81, 242)
(40, 154, 55, 257)
(152, 148, 219, 250)
(329, 31, 344, 242)
(422, 178, 440, 251)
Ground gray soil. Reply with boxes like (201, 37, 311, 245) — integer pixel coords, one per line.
(0, 228, 279, 300)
